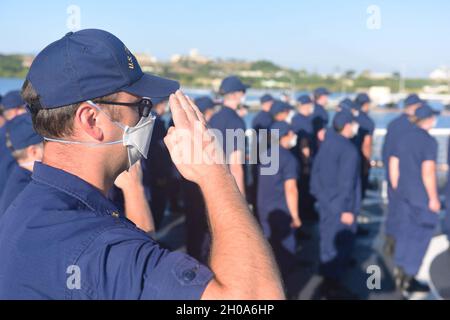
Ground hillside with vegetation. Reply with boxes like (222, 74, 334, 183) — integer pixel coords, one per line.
(0, 54, 445, 94)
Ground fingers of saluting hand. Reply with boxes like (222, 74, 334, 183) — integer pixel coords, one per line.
(186, 95, 207, 127)
(175, 90, 200, 123)
(164, 126, 177, 150)
(169, 92, 190, 130)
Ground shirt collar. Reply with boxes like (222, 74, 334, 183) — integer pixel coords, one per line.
(16, 165, 32, 177)
(222, 105, 239, 116)
(296, 113, 309, 119)
(31, 162, 120, 216)
(329, 129, 347, 142)
(315, 102, 325, 108)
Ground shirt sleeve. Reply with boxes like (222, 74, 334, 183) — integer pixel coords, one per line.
(382, 131, 391, 163)
(422, 136, 438, 162)
(390, 133, 402, 158)
(263, 114, 273, 130)
(252, 113, 263, 131)
(447, 138, 450, 167)
(290, 116, 299, 134)
(367, 119, 375, 136)
(229, 118, 247, 154)
(312, 108, 328, 132)
(335, 147, 360, 213)
(282, 154, 299, 182)
(310, 152, 321, 199)
(76, 226, 213, 300)
(322, 108, 329, 124)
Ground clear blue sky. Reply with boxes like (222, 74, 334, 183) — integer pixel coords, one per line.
(1, 0, 450, 77)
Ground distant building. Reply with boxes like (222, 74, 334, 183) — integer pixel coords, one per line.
(238, 70, 264, 78)
(423, 85, 449, 94)
(21, 55, 34, 68)
(134, 53, 158, 67)
(364, 71, 394, 80)
(430, 66, 450, 81)
(274, 71, 287, 78)
(170, 49, 211, 64)
(170, 54, 182, 64)
(261, 79, 290, 89)
(188, 49, 210, 64)
(369, 86, 392, 106)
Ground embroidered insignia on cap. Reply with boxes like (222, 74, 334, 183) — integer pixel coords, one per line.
(124, 46, 134, 70)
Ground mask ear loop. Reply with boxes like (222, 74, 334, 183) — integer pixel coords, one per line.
(86, 100, 128, 131)
(86, 100, 156, 130)
(42, 101, 126, 147)
(43, 137, 123, 147)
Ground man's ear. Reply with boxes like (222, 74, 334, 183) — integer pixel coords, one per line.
(75, 102, 104, 141)
(27, 144, 41, 159)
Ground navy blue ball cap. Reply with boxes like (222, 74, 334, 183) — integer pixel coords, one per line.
(404, 94, 422, 107)
(151, 96, 169, 105)
(333, 109, 354, 129)
(260, 94, 274, 104)
(415, 103, 440, 119)
(339, 98, 356, 111)
(219, 76, 250, 95)
(354, 93, 371, 107)
(2, 90, 25, 110)
(194, 96, 217, 113)
(6, 114, 43, 150)
(270, 121, 292, 138)
(270, 100, 291, 116)
(26, 29, 180, 109)
(297, 94, 313, 105)
(313, 87, 331, 98)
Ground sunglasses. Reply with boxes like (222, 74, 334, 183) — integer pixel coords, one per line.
(94, 97, 153, 118)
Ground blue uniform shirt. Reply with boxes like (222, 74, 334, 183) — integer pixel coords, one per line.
(292, 114, 313, 139)
(382, 114, 414, 180)
(446, 138, 450, 239)
(0, 126, 20, 199)
(110, 114, 169, 209)
(257, 147, 299, 216)
(252, 110, 273, 132)
(143, 115, 171, 181)
(291, 113, 314, 155)
(311, 130, 361, 215)
(209, 106, 246, 158)
(0, 162, 213, 299)
(0, 165, 32, 216)
(352, 112, 375, 150)
(311, 103, 329, 134)
(395, 126, 438, 208)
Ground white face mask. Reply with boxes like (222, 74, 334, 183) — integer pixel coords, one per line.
(431, 118, 438, 130)
(44, 101, 156, 170)
(352, 122, 360, 137)
(240, 95, 247, 106)
(286, 110, 296, 124)
(288, 134, 298, 149)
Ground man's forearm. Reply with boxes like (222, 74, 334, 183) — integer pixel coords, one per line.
(389, 156, 400, 189)
(362, 136, 372, 161)
(422, 161, 439, 201)
(285, 182, 299, 222)
(199, 167, 284, 299)
(423, 176, 439, 202)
